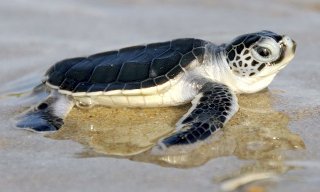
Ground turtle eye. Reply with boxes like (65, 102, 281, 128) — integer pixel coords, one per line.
(256, 47, 271, 57)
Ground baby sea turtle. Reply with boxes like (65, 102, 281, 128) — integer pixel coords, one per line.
(17, 31, 296, 150)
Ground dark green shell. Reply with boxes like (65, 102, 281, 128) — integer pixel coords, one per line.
(46, 38, 207, 93)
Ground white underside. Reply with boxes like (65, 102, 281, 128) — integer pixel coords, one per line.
(46, 61, 202, 108)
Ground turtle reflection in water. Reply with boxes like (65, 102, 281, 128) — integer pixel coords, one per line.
(17, 31, 296, 151)
(48, 90, 305, 169)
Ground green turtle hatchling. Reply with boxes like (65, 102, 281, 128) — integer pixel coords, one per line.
(17, 30, 296, 150)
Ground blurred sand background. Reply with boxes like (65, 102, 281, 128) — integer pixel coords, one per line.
(0, 0, 320, 191)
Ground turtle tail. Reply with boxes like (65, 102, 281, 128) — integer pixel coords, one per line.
(16, 93, 74, 132)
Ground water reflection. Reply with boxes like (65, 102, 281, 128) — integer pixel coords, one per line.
(48, 89, 305, 171)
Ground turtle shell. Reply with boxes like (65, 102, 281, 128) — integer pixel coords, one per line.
(45, 38, 207, 94)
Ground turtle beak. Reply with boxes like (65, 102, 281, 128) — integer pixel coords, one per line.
(282, 35, 296, 54)
(273, 35, 296, 69)
(292, 40, 297, 53)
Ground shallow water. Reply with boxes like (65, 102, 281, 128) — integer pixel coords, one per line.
(48, 90, 305, 167)
(1, 0, 320, 191)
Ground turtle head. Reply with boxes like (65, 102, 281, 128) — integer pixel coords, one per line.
(224, 30, 296, 78)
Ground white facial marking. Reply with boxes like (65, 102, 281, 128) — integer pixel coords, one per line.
(223, 31, 296, 93)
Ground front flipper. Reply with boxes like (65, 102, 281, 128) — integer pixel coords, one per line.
(16, 92, 74, 132)
(157, 82, 239, 149)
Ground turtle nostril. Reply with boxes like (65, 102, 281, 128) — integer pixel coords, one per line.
(38, 103, 48, 110)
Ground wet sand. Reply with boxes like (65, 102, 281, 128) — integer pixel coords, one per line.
(0, 0, 320, 191)
(49, 90, 305, 169)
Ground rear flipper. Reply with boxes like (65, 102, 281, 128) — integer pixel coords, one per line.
(16, 91, 74, 132)
(155, 82, 239, 150)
